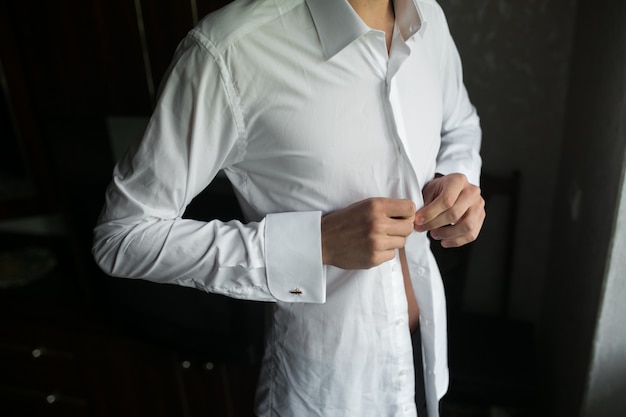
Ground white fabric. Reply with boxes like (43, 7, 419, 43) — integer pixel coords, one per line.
(92, 0, 481, 415)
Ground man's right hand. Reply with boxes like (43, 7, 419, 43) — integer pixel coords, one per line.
(321, 198, 416, 270)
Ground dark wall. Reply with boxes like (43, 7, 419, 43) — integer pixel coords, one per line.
(540, 0, 626, 415)
(0, 0, 232, 280)
(438, 0, 579, 321)
(1, 0, 230, 198)
(0, 0, 260, 359)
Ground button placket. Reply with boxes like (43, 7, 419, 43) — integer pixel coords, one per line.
(385, 75, 424, 207)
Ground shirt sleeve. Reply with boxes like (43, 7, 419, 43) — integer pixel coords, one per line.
(434, 11, 482, 186)
(92, 34, 326, 304)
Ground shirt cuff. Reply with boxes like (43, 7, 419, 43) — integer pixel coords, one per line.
(265, 211, 326, 303)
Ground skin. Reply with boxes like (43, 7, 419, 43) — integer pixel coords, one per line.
(416, 173, 486, 248)
(348, 0, 395, 51)
(321, 175, 486, 332)
(320, 174, 485, 271)
(322, 0, 486, 333)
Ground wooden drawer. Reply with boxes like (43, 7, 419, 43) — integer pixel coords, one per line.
(0, 320, 89, 416)
(0, 341, 83, 395)
(0, 385, 88, 417)
(176, 354, 259, 417)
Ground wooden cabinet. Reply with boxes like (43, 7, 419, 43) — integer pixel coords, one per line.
(0, 322, 89, 417)
(169, 349, 261, 417)
(0, 316, 260, 417)
(0, 1, 262, 415)
(0, 232, 261, 417)
(0, 233, 261, 417)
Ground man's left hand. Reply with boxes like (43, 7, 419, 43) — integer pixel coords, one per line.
(414, 173, 485, 248)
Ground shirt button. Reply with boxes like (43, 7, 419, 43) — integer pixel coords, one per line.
(399, 369, 409, 376)
(421, 318, 430, 327)
(417, 267, 426, 276)
(392, 263, 399, 272)
(395, 319, 404, 326)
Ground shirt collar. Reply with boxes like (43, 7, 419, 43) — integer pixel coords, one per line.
(305, 0, 424, 60)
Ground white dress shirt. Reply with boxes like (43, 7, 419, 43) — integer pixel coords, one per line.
(93, 0, 481, 415)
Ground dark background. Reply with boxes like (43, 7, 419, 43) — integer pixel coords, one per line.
(1, 1, 263, 416)
(1, 0, 625, 416)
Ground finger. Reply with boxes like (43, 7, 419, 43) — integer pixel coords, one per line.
(366, 236, 407, 267)
(370, 216, 414, 241)
(439, 221, 482, 247)
(433, 203, 486, 248)
(430, 209, 481, 241)
(379, 198, 416, 220)
(375, 235, 409, 252)
(416, 186, 477, 232)
(385, 217, 416, 237)
(415, 184, 466, 227)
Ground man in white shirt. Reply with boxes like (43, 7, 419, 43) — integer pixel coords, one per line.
(93, 0, 485, 416)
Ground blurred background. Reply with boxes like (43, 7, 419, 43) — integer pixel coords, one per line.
(0, 0, 624, 416)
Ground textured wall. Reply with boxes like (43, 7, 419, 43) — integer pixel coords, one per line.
(583, 183, 626, 417)
(438, 0, 579, 321)
(540, 0, 626, 414)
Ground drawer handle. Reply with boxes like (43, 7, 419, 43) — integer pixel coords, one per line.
(180, 360, 215, 371)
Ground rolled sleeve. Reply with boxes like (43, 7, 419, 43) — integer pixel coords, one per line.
(265, 211, 326, 303)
